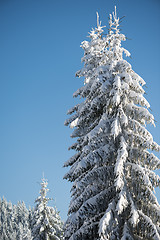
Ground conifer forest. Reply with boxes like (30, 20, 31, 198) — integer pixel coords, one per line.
(1, 6, 160, 240)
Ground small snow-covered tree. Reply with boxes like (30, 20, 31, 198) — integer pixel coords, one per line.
(0, 197, 16, 239)
(64, 7, 160, 240)
(28, 206, 34, 231)
(31, 177, 63, 240)
(13, 201, 32, 240)
(0, 197, 32, 240)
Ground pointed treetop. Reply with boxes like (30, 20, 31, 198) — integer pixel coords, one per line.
(109, 6, 120, 34)
(39, 176, 49, 200)
(95, 11, 105, 35)
(96, 12, 101, 27)
(87, 12, 105, 39)
(113, 6, 117, 20)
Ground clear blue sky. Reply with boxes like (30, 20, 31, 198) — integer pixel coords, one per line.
(0, 0, 160, 220)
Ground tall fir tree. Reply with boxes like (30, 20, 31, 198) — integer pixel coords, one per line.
(64, 7, 160, 240)
(31, 177, 64, 240)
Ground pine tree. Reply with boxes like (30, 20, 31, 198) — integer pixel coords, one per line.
(31, 177, 64, 240)
(14, 201, 32, 240)
(64, 7, 160, 240)
(0, 197, 32, 240)
(28, 206, 34, 232)
(0, 197, 16, 239)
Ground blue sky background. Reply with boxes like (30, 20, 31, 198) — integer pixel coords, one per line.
(0, 0, 160, 220)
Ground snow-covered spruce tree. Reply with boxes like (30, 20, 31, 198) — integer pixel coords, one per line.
(13, 201, 32, 240)
(0, 197, 16, 239)
(64, 7, 160, 240)
(31, 177, 63, 240)
(28, 206, 34, 232)
(0, 197, 32, 240)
